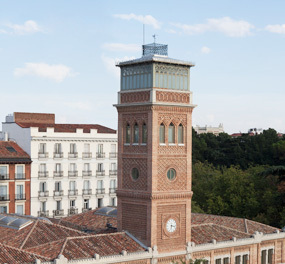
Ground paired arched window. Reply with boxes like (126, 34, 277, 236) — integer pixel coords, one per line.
(159, 124, 165, 143)
(133, 123, 139, 143)
(126, 123, 131, 143)
(168, 123, 175, 143)
(142, 123, 147, 143)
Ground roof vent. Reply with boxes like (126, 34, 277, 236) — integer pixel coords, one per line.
(94, 207, 117, 217)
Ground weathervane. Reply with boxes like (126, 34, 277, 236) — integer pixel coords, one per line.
(152, 34, 157, 43)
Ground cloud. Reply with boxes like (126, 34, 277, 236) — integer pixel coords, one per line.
(4, 20, 42, 35)
(265, 24, 285, 34)
(114, 13, 161, 29)
(14, 63, 77, 82)
(173, 17, 254, 37)
(101, 54, 135, 78)
(102, 43, 140, 52)
(201, 46, 211, 54)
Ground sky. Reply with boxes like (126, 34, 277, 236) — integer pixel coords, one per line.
(0, 0, 285, 134)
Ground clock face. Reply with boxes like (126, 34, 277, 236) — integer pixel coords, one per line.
(166, 218, 177, 233)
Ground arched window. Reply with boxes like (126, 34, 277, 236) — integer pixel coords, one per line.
(133, 123, 139, 143)
(142, 123, 147, 144)
(159, 123, 165, 143)
(168, 123, 175, 143)
(178, 124, 184, 144)
(126, 123, 131, 143)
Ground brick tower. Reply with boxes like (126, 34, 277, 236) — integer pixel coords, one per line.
(115, 42, 195, 252)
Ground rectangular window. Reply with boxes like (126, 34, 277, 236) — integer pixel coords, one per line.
(98, 144, 103, 153)
(41, 201, 46, 211)
(111, 144, 116, 153)
(39, 182, 46, 192)
(97, 180, 103, 189)
(56, 201, 61, 210)
(16, 205, 24, 214)
(55, 163, 61, 172)
(69, 181, 76, 190)
(126, 125, 131, 143)
(168, 124, 175, 144)
(84, 199, 89, 209)
(159, 124, 165, 143)
(39, 143, 46, 153)
(235, 256, 241, 264)
(98, 198, 103, 208)
(70, 163, 76, 171)
(84, 163, 90, 171)
(111, 163, 116, 170)
(39, 164, 46, 172)
(55, 182, 61, 191)
(0, 166, 8, 179)
(224, 258, 230, 264)
(98, 163, 103, 172)
(83, 180, 90, 190)
(70, 200, 75, 208)
(261, 250, 266, 264)
(0, 206, 7, 213)
(54, 143, 62, 153)
(111, 197, 116, 206)
(0, 185, 7, 200)
(268, 249, 273, 264)
(84, 143, 90, 153)
(178, 124, 184, 144)
(70, 143, 77, 153)
(215, 259, 221, 264)
(142, 124, 147, 143)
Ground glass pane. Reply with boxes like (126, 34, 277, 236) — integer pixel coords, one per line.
(261, 250, 266, 264)
(0, 166, 7, 175)
(268, 249, 273, 264)
(131, 168, 139, 180)
(126, 124, 131, 143)
(168, 123, 175, 143)
(167, 169, 176, 181)
(142, 124, 147, 143)
(133, 124, 139, 143)
(159, 124, 165, 143)
(224, 257, 229, 264)
(17, 205, 23, 214)
(235, 256, 241, 264)
(178, 124, 183, 144)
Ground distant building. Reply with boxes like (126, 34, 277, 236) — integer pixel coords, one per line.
(1, 112, 117, 218)
(0, 141, 31, 215)
(194, 123, 224, 135)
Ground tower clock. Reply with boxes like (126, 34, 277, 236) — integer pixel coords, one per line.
(115, 42, 195, 252)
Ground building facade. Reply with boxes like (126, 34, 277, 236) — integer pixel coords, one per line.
(2, 112, 117, 217)
(0, 141, 31, 215)
(194, 124, 224, 135)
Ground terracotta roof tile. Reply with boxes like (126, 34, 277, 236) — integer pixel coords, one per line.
(0, 141, 31, 162)
(16, 122, 116, 134)
(27, 232, 146, 260)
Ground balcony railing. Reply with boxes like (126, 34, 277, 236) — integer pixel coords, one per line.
(68, 152, 78, 158)
(68, 189, 78, 197)
(38, 171, 49, 178)
(82, 170, 92, 177)
(38, 210, 49, 217)
(38, 191, 49, 198)
(54, 190, 64, 197)
(109, 170, 117, 176)
(82, 189, 92, 195)
(96, 152, 105, 159)
(82, 152, 92, 159)
(53, 209, 64, 217)
(53, 171, 63, 178)
(15, 194, 26, 200)
(109, 152, 117, 159)
(68, 207, 78, 216)
(68, 171, 78, 178)
(0, 174, 9, 180)
(0, 195, 10, 201)
(53, 152, 63, 158)
(82, 207, 92, 213)
(96, 188, 105, 194)
(15, 173, 25, 180)
(96, 170, 105, 176)
(38, 152, 49, 158)
(109, 188, 117, 194)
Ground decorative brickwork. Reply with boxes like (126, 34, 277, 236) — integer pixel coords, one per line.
(124, 145, 147, 154)
(157, 158, 187, 191)
(156, 91, 190, 104)
(122, 113, 148, 125)
(121, 91, 150, 104)
(122, 158, 147, 191)
(122, 203, 147, 241)
(158, 145, 186, 155)
(158, 113, 187, 126)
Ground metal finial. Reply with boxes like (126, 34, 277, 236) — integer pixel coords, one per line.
(152, 34, 157, 43)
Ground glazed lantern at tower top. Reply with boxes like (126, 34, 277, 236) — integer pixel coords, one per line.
(117, 42, 194, 92)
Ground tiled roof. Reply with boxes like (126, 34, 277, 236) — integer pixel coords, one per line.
(16, 122, 116, 134)
(27, 232, 146, 260)
(0, 141, 31, 163)
(191, 213, 278, 235)
(0, 243, 50, 264)
(59, 208, 117, 233)
(0, 219, 86, 249)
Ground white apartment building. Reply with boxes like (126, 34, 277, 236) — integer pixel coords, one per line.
(1, 112, 117, 218)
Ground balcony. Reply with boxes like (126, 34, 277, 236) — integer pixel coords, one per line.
(68, 152, 78, 159)
(109, 152, 117, 159)
(38, 210, 49, 217)
(96, 188, 105, 195)
(38, 152, 49, 159)
(82, 189, 92, 195)
(109, 170, 117, 176)
(53, 171, 63, 178)
(96, 152, 105, 159)
(82, 207, 92, 213)
(38, 191, 49, 198)
(82, 170, 92, 177)
(53, 152, 63, 159)
(38, 171, 49, 179)
(68, 171, 78, 178)
(109, 188, 117, 194)
(53, 209, 64, 217)
(15, 194, 26, 200)
(54, 190, 64, 197)
(0, 174, 9, 180)
(68, 207, 78, 216)
(15, 173, 25, 180)
(96, 170, 105, 177)
(68, 189, 78, 197)
(82, 152, 92, 159)
(0, 195, 9, 201)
